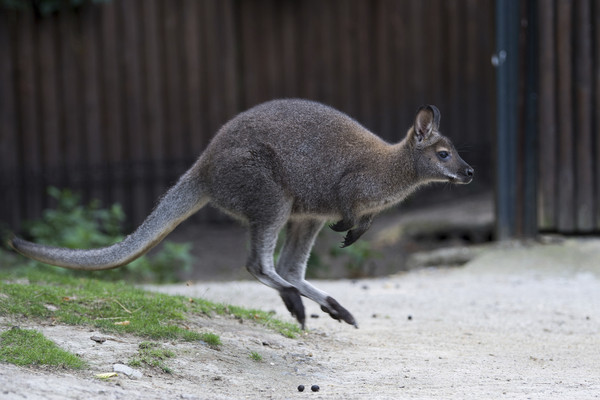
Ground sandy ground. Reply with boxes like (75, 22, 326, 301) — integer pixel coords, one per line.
(1, 239, 600, 399)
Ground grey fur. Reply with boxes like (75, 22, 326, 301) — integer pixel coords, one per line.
(9, 99, 473, 328)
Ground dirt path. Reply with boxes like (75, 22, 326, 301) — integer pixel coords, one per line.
(2, 240, 600, 399)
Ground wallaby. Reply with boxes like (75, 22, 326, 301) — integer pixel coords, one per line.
(9, 99, 473, 329)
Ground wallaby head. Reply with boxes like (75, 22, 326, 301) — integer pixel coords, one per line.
(408, 105, 474, 185)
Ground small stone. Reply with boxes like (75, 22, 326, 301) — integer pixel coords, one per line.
(297, 385, 305, 392)
(113, 363, 143, 379)
(311, 385, 320, 392)
(90, 336, 107, 344)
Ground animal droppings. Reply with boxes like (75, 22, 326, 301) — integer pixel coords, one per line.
(311, 385, 320, 392)
(297, 385, 305, 392)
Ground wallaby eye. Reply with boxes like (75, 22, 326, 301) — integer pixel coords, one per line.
(437, 151, 450, 160)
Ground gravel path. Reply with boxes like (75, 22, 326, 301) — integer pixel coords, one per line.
(2, 239, 599, 399)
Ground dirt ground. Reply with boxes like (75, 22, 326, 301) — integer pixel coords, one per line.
(1, 238, 600, 399)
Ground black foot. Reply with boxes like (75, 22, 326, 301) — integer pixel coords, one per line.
(329, 219, 354, 232)
(280, 287, 306, 329)
(341, 229, 359, 248)
(320, 296, 358, 328)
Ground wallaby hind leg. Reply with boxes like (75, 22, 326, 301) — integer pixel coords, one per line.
(277, 219, 357, 327)
(245, 208, 306, 328)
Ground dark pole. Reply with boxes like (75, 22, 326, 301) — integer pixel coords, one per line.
(494, 0, 520, 240)
(523, 0, 538, 238)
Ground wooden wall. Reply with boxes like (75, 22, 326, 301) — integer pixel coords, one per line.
(0, 0, 495, 230)
(537, 0, 600, 233)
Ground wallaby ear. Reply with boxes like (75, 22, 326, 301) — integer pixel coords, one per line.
(413, 105, 441, 142)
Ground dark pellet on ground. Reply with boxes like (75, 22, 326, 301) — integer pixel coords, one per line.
(310, 314, 319, 319)
(311, 385, 320, 392)
(407, 315, 413, 320)
(297, 385, 305, 392)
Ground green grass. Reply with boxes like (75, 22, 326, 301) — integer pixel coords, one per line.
(249, 351, 263, 362)
(0, 269, 301, 341)
(0, 327, 86, 369)
(129, 341, 175, 373)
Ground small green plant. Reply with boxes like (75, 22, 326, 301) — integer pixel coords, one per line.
(129, 341, 175, 373)
(0, 327, 86, 369)
(249, 351, 262, 362)
(199, 332, 222, 348)
(14, 187, 194, 283)
(330, 240, 381, 278)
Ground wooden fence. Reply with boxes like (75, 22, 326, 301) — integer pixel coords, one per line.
(0, 0, 496, 230)
(537, 0, 600, 233)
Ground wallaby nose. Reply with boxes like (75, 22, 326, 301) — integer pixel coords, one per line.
(466, 167, 474, 177)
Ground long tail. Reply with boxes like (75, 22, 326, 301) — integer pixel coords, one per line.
(8, 171, 208, 270)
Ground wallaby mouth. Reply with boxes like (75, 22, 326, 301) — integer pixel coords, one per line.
(447, 166, 474, 184)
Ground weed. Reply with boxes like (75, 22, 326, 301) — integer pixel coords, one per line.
(249, 351, 262, 362)
(0, 327, 86, 369)
(330, 240, 381, 278)
(129, 341, 175, 373)
(199, 332, 222, 348)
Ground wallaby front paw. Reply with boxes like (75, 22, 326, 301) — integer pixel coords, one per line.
(329, 219, 353, 232)
(279, 287, 306, 329)
(320, 296, 358, 328)
(341, 229, 359, 248)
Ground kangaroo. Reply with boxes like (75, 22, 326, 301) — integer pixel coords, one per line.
(9, 99, 473, 329)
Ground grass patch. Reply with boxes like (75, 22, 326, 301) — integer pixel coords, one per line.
(0, 269, 301, 341)
(249, 351, 263, 362)
(199, 332, 222, 348)
(0, 327, 86, 369)
(129, 341, 175, 373)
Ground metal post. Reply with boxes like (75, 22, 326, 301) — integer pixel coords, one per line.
(494, 0, 520, 240)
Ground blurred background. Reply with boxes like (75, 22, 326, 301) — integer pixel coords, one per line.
(0, 0, 598, 279)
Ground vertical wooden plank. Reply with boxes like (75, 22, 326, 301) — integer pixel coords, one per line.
(337, 0, 358, 116)
(203, 0, 229, 136)
(81, 5, 105, 204)
(556, 0, 575, 232)
(58, 10, 83, 193)
(141, 0, 167, 200)
(182, 0, 204, 155)
(390, 0, 409, 140)
(281, 0, 299, 97)
(238, 0, 260, 108)
(16, 11, 43, 220)
(318, 0, 336, 105)
(594, 1, 600, 230)
(574, 0, 594, 231)
(120, 0, 149, 224)
(408, 0, 425, 105)
(299, 0, 319, 101)
(0, 11, 21, 228)
(98, 0, 126, 213)
(218, 0, 241, 121)
(445, 0, 462, 148)
(537, 0, 557, 231)
(375, 0, 393, 140)
(37, 14, 62, 197)
(465, 0, 479, 149)
(426, 0, 443, 106)
(356, 0, 374, 130)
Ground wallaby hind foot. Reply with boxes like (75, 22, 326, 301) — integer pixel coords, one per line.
(9, 99, 473, 330)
